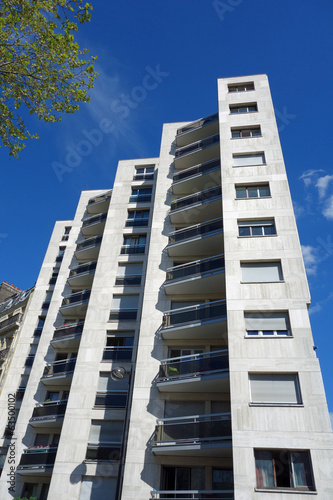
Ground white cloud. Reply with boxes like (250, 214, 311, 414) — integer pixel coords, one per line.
(301, 245, 318, 276)
(292, 200, 304, 219)
(299, 169, 325, 187)
(316, 175, 333, 200)
(322, 195, 333, 220)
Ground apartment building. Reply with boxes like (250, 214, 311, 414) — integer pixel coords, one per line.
(0, 74, 332, 500)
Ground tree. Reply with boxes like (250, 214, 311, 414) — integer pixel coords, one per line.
(0, 0, 98, 157)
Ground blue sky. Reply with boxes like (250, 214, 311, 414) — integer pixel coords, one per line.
(1, 0, 333, 416)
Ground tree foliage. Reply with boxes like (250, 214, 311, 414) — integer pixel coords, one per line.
(0, 0, 98, 157)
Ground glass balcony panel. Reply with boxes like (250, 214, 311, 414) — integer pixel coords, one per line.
(53, 322, 84, 340)
(76, 235, 103, 251)
(43, 359, 76, 378)
(168, 218, 223, 245)
(120, 245, 145, 255)
(159, 350, 228, 381)
(151, 491, 234, 499)
(94, 392, 127, 408)
(176, 113, 219, 136)
(82, 212, 107, 227)
(86, 445, 121, 461)
(88, 193, 111, 205)
(61, 290, 91, 307)
(175, 134, 219, 159)
(163, 300, 226, 329)
(69, 261, 97, 277)
(18, 448, 57, 468)
(129, 194, 152, 203)
(171, 186, 221, 212)
(166, 256, 224, 282)
(31, 401, 67, 420)
(173, 158, 220, 183)
(125, 219, 149, 227)
(102, 347, 133, 361)
(133, 173, 155, 181)
(109, 309, 137, 321)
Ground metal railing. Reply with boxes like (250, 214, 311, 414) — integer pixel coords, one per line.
(120, 245, 145, 255)
(69, 261, 97, 277)
(175, 134, 219, 159)
(129, 194, 152, 203)
(86, 444, 121, 461)
(42, 359, 76, 378)
(166, 255, 224, 283)
(31, 400, 68, 420)
(176, 112, 218, 136)
(159, 349, 228, 381)
(76, 235, 103, 251)
(171, 186, 221, 212)
(109, 309, 137, 321)
(173, 158, 220, 183)
(125, 218, 149, 227)
(82, 212, 107, 227)
(133, 172, 155, 181)
(94, 392, 128, 408)
(168, 218, 223, 245)
(151, 490, 234, 499)
(53, 321, 84, 340)
(61, 290, 91, 307)
(88, 192, 112, 205)
(162, 300, 226, 329)
(0, 313, 22, 332)
(115, 275, 142, 286)
(18, 447, 58, 469)
(0, 347, 10, 361)
(102, 346, 133, 361)
(154, 412, 231, 446)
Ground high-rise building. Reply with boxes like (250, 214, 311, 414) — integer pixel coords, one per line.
(0, 74, 332, 500)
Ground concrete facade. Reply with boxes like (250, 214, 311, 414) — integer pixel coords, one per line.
(0, 74, 332, 500)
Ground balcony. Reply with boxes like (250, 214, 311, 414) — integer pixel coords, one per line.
(133, 172, 155, 181)
(170, 186, 222, 225)
(67, 261, 97, 289)
(30, 400, 68, 428)
(41, 359, 76, 386)
(157, 350, 229, 393)
(81, 212, 107, 236)
(129, 194, 152, 203)
(0, 313, 22, 334)
(151, 491, 234, 500)
(94, 392, 127, 408)
(59, 290, 90, 317)
(17, 447, 57, 475)
(167, 218, 223, 258)
(87, 191, 112, 214)
(0, 346, 10, 362)
(109, 309, 137, 321)
(176, 112, 219, 147)
(102, 346, 133, 362)
(162, 300, 227, 341)
(86, 444, 121, 461)
(172, 158, 221, 196)
(125, 218, 149, 228)
(174, 134, 220, 170)
(152, 412, 232, 457)
(120, 244, 146, 255)
(51, 321, 84, 349)
(165, 255, 225, 295)
(115, 275, 142, 286)
(75, 235, 102, 261)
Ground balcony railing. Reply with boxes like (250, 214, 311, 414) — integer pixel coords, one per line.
(175, 134, 219, 159)
(42, 359, 76, 378)
(133, 172, 155, 181)
(30, 400, 67, 421)
(109, 309, 137, 321)
(102, 346, 133, 361)
(166, 255, 224, 283)
(18, 447, 57, 470)
(0, 313, 22, 332)
(86, 444, 121, 461)
(154, 412, 231, 446)
(0, 347, 10, 361)
(88, 192, 112, 205)
(53, 321, 84, 341)
(82, 212, 107, 227)
(61, 290, 91, 307)
(168, 218, 223, 245)
(120, 245, 145, 255)
(69, 261, 97, 278)
(125, 218, 149, 227)
(151, 491, 234, 500)
(129, 194, 152, 203)
(176, 113, 219, 136)
(94, 392, 128, 408)
(173, 158, 220, 183)
(115, 275, 142, 286)
(159, 350, 228, 381)
(162, 300, 226, 329)
(76, 235, 103, 251)
(171, 186, 222, 212)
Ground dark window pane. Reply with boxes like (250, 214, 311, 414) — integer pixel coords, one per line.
(236, 187, 246, 198)
(239, 227, 251, 237)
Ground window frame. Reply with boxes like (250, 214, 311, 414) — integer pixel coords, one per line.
(235, 183, 270, 199)
(228, 82, 255, 93)
(244, 311, 291, 337)
(241, 261, 284, 283)
(238, 219, 277, 237)
(233, 152, 266, 167)
(231, 126, 261, 139)
(249, 373, 302, 405)
(229, 102, 258, 114)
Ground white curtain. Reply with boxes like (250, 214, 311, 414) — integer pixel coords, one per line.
(250, 374, 300, 403)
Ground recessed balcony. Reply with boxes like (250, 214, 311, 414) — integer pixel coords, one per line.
(94, 392, 128, 408)
(170, 185, 222, 225)
(41, 359, 76, 386)
(165, 255, 225, 295)
(87, 191, 112, 214)
(102, 346, 133, 362)
(17, 447, 57, 475)
(86, 444, 121, 461)
(125, 218, 149, 228)
(174, 134, 220, 170)
(176, 112, 219, 147)
(29, 400, 68, 428)
(129, 194, 152, 203)
(161, 300, 227, 341)
(115, 275, 142, 286)
(172, 158, 221, 196)
(75, 235, 102, 261)
(152, 412, 232, 457)
(67, 261, 97, 289)
(81, 212, 107, 236)
(0, 312, 22, 334)
(151, 490, 234, 500)
(120, 244, 146, 255)
(157, 349, 229, 393)
(167, 218, 223, 258)
(59, 290, 90, 317)
(51, 321, 84, 349)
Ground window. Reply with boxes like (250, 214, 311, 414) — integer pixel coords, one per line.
(249, 373, 301, 404)
(162, 466, 205, 491)
(115, 262, 143, 286)
(233, 153, 265, 167)
(236, 184, 270, 199)
(238, 219, 276, 237)
(89, 420, 123, 444)
(121, 235, 146, 254)
(212, 468, 234, 490)
(245, 311, 291, 336)
(97, 372, 129, 392)
(230, 103, 257, 114)
(95, 372, 128, 408)
(241, 261, 283, 282)
(255, 449, 315, 491)
(125, 210, 150, 227)
(109, 295, 139, 320)
(129, 187, 152, 203)
(104, 332, 134, 361)
(228, 82, 254, 93)
(231, 126, 261, 138)
(133, 165, 155, 180)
